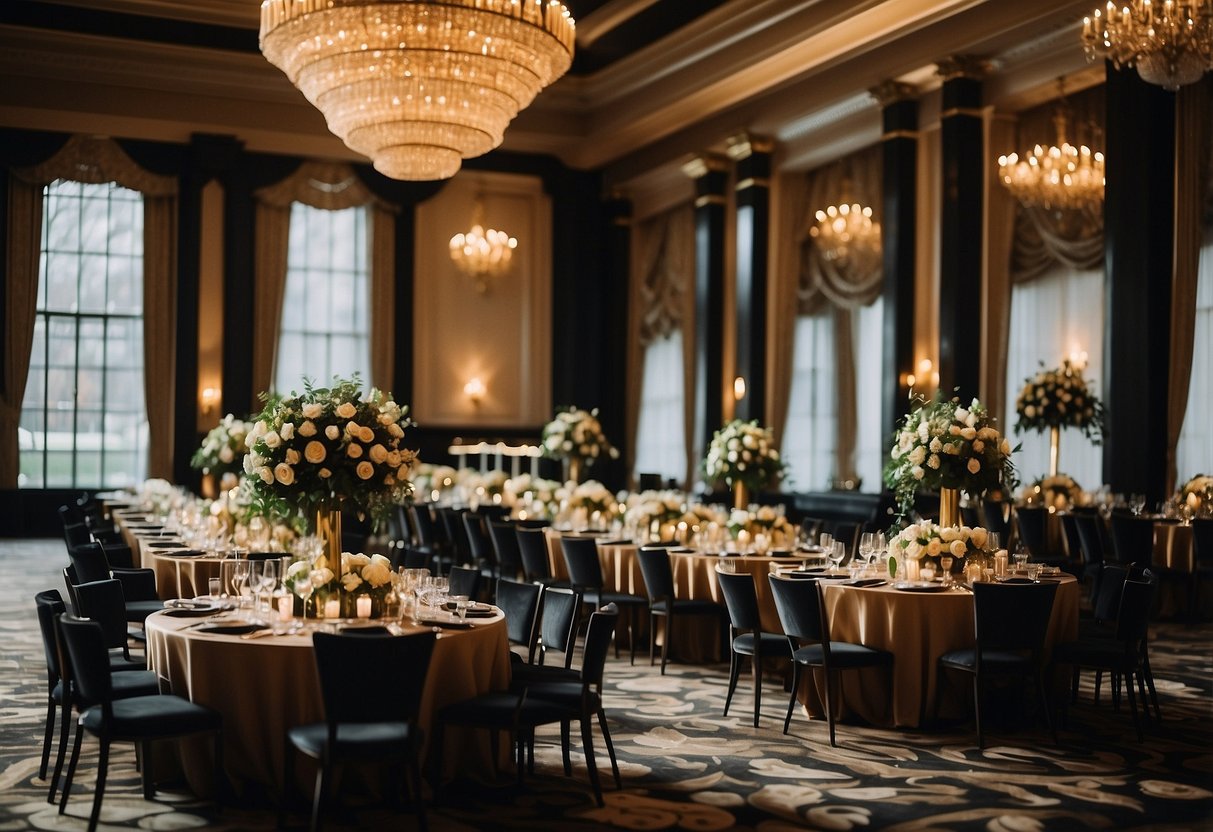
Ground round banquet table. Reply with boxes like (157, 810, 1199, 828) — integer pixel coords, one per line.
(144, 609, 512, 799)
(796, 574, 1080, 728)
(544, 532, 804, 662)
(146, 550, 224, 601)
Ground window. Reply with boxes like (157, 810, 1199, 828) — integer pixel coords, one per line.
(1177, 233, 1213, 483)
(274, 203, 371, 394)
(19, 180, 148, 489)
(782, 312, 836, 491)
(633, 331, 686, 485)
(1004, 266, 1105, 489)
(852, 297, 885, 491)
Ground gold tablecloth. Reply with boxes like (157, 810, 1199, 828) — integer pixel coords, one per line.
(144, 611, 512, 799)
(146, 551, 224, 600)
(794, 575, 1080, 728)
(1154, 522, 1195, 572)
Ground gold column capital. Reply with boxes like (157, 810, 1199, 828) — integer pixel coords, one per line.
(681, 154, 730, 180)
(726, 132, 774, 161)
(870, 81, 918, 107)
(936, 55, 990, 81)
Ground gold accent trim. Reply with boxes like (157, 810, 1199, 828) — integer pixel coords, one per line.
(882, 129, 919, 141)
(726, 132, 774, 160)
(694, 194, 728, 208)
(734, 176, 770, 191)
(870, 81, 917, 106)
(682, 155, 729, 179)
(940, 107, 985, 119)
(936, 55, 989, 80)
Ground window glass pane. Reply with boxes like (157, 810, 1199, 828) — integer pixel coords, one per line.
(853, 298, 884, 493)
(783, 313, 836, 492)
(44, 253, 78, 312)
(633, 332, 686, 486)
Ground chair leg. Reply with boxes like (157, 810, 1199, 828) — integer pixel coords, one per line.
(784, 664, 801, 735)
(660, 613, 672, 675)
(751, 653, 763, 728)
(59, 723, 83, 814)
(579, 717, 603, 807)
(723, 649, 741, 718)
(628, 607, 637, 666)
(48, 698, 73, 803)
(141, 741, 154, 799)
(823, 669, 837, 748)
(1094, 669, 1104, 705)
(309, 761, 327, 832)
(1125, 669, 1143, 742)
(560, 720, 572, 776)
(406, 758, 428, 832)
(973, 672, 985, 750)
(596, 708, 622, 790)
(39, 696, 56, 781)
(1036, 670, 1056, 743)
(648, 612, 656, 667)
(88, 737, 110, 832)
(1142, 653, 1162, 721)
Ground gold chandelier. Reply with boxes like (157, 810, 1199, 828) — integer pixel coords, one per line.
(997, 87, 1105, 211)
(450, 198, 517, 293)
(808, 203, 881, 273)
(259, 0, 576, 181)
(1082, 0, 1213, 90)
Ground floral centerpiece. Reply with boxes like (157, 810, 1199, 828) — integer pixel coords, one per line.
(339, 551, 395, 615)
(622, 489, 688, 539)
(410, 463, 457, 501)
(557, 480, 620, 529)
(727, 505, 795, 548)
(1015, 359, 1105, 478)
(459, 468, 508, 505)
(190, 413, 253, 491)
(702, 419, 786, 508)
(503, 474, 562, 519)
(1020, 474, 1087, 511)
(892, 521, 990, 574)
(884, 393, 1016, 525)
(1180, 474, 1213, 517)
(542, 406, 619, 482)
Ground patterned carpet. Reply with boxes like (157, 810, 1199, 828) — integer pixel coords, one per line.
(2, 537, 1212, 831)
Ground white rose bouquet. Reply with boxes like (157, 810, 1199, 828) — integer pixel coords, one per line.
(726, 505, 795, 545)
(1180, 474, 1213, 517)
(560, 480, 618, 516)
(191, 413, 253, 485)
(893, 521, 990, 570)
(702, 419, 786, 492)
(884, 393, 1017, 520)
(503, 474, 562, 519)
(244, 377, 416, 527)
(542, 406, 619, 472)
(622, 489, 687, 534)
(411, 464, 457, 501)
(1021, 474, 1086, 510)
(1015, 360, 1105, 441)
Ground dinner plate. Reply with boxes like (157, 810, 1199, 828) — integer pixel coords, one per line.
(415, 613, 475, 629)
(784, 569, 849, 580)
(158, 549, 207, 558)
(842, 578, 888, 588)
(893, 581, 949, 592)
(163, 599, 231, 616)
(193, 621, 266, 636)
(443, 602, 498, 618)
(669, 547, 697, 554)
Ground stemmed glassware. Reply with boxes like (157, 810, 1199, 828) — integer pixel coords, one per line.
(231, 559, 250, 610)
(1129, 493, 1146, 516)
(827, 540, 847, 574)
(858, 532, 876, 571)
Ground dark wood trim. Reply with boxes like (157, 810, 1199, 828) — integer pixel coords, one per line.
(734, 147, 770, 423)
(881, 97, 918, 438)
(690, 163, 729, 460)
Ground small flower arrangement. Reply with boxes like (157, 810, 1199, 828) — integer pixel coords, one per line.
(503, 474, 562, 518)
(893, 522, 990, 569)
(542, 406, 619, 469)
(559, 480, 617, 516)
(1015, 360, 1105, 440)
(1180, 474, 1213, 516)
(411, 463, 458, 501)
(702, 419, 786, 492)
(191, 413, 253, 486)
(244, 377, 416, 526)
(884, 393, 1017, 520)
(622, 490, 687, 534)
(1021, 474, 1086, 510)
(727, 505, 795, 545)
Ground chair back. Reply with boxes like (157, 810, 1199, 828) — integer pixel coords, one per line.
(389, 504, 413, 548)
(636, 547, 674, 603)
(56, 614, 114, 710)
(438, 507, 472, 563)
(1110, 514, 1156, 565)
(516, 528, 554, 583)
(981, 498, 1011, 539)
(578, 604, 619, 689)
(1194, 518, 1213, 567)
(561, 537, 605, 591)
(312, 631, 436, 729)
(447, 565, 481, 600)
(62, 566, 80, 614)
(488, 521, 525, 580)
(1060, 513, 1083, 562)
(971, 581, 1057, 654)
(463, 513, 494, 566)
(35, 589, 68, 685)
(409, 504, 440, 548)
(829, 521, 861, 559)
(1074, 513, 1106, 566)
(716, 569, 762, 632)
(495, 578, 541, 653)
(73, 579, 133, 652)
(399, 547, 432, 570)
(538, 587, 582, 668)
(67, 542, 112, 585)
(1114, 577, 1155, 644)
(767, 574, 825, 642)
(1015, 506, 1050, 557)
(1091, 563, 1130, 622)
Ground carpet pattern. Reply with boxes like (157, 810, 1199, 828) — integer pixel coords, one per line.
(2, 538, 1211, 830)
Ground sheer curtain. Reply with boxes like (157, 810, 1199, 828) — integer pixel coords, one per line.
(1004, 266, 1105, 488)
(633, 332, 686, 484)
(852, 297, 885, 490)
(1176, 233, 1213, 483)
(782, 312, 835, 492)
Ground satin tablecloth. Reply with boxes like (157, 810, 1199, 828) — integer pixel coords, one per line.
(144, 610, 512, 799)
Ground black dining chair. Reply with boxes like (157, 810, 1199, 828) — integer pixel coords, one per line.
(447, 564, 482, 602)
(767, 574, 893, 745)
(561, 536, 646, 663)
(1014, 506, 1068, 566)
(939, 580, 1059, 748)
(716, 569, 789, 727)
(72, 580, 149, 666)
(1188, 518, 1213, 622)
(463, 512, 498, 585)
(636, 546, 725, 674)
(56, 614, 223, 832)
(1072, 512, 1107, 591)
(981, 498, 1012, 543)
(496, 577, 542, 663)
(283, 630, 437, 832)
(409, 504, 449, 573)
(511, 586, 583, 685)
(488, 521, 526, 582)
(65, 542, 163, 625)
(517, 527, 567, 588)
(1109, 514, 1156, 566)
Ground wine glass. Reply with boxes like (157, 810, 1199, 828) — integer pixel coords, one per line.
(859, 532, 876, 567)
(231, 560, 250, 610)
(819, 532, 833, 552)
(827, 540, 846, 574)
(1129, 493, 1146, 516)
(939, 555, 954, 586)
(450, 594, 471, 621)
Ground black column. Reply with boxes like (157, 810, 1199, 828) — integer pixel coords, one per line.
(875, 83, 919, 439)
(1103, 65, 1175, 504)
(937, 57, 986, 399)
(683, 155, 730, 463)
(729, 134, 772, 424)
(603, 193, 632, 475)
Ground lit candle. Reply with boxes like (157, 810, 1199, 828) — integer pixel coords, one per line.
(277, 595, 293, 622)
(324, 598, 340, 620)
(905, 559, 920, 581)
(356, 595, 372, 619)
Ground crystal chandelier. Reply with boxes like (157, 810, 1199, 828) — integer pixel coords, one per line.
(449, 199, 517, 293)
(997, 88, 1105, 211)
(1082, 0, 1213, 90)
(259, 0, 575, 181)
(808, 203, 881, 274)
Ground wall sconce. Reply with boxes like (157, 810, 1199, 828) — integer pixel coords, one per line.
(733, 376, 747, 401)
(200, 386, 221, 416)
(902, 358, 939, 390)
(463, 377, 487, 407)
(1068, 348, 1089, 370)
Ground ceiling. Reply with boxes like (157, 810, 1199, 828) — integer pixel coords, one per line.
(0, 0, 1103, 211)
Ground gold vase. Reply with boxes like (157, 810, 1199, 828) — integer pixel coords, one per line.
(314, 506, 343, 569)
(732, 480, 750, 510)
(200, 472, 217, 500)
(568, 457, 583, 484)
(1049, 425, 1061, 478)
(938, 487, 960, 528)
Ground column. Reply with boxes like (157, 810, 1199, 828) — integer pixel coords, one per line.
(873, 82, 919, 438)
(728, 133, 773, 423)
(682, 155, 730, 463)
(937, 56, 986, 399)
(601, 192, 632, 485)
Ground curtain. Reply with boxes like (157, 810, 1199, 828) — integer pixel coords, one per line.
(985, 114, 1018, 424)
(633, 332, 686, 483)
(1176, 232, 1212, 484)
(768, 172, 810, 450)
(253, 162, 395, 401)
(9, 135, 178, 483)
(782, 313, 835, 490)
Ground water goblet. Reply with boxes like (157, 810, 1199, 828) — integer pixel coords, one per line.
(939, 555, 954, 586)
(450, 594, 471, 621)
(859, 532, 876, 566)
(819, 532, 833, 552)
(231, 560, 250, 610)
(1129, 493, 1146, 516)
(1026, 562, 1043, 582)
(827, 541, 846, 574)
(1012, 547, 1030, 574)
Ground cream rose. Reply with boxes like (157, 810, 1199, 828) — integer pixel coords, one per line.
(347, 443, 363, 459)
(325, 425, 340, 441)
(970, 527, 989, 549)
(356, 460, 374, 479)
(362, 561, 392, 588)
(285, 448, 300, 465)
(274, 463, 295, 485)
(257, 466, 274, 484)
(949, 539, 967, 558)
(280, 422, 295, 441)
(304, 441, 327, 464)
(298, 420, 316, 438)
(369, 444, 388, 464)
(967, 458, 981, 474)
(263, 431, 281, 449)
(336, 402, 357, 419)
(318, 467, 332, 479)
(302, 402, 324, 419)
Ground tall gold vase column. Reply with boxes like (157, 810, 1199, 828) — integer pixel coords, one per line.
(315, 507, 343, 568)
(938, 487, 960, 527)
(733, 481, 750, 510)
(568, 457, 583, 484)
(1048, 426, 1061, 478)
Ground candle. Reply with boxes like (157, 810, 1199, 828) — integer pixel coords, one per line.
(905, 559, 920, 581)
(994, 550, 1009, 578)
(277, 595, 293, 622)
(356, 595, 372, 619)
(324, 598, 340, 619)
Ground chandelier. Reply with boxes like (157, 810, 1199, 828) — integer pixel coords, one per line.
(450, 199, 517, 293)
(259, 0, 575, 181)
(1082, 1, 1213, 90)
(997, 88, 1105, 211)
(808, 203, 882, 274)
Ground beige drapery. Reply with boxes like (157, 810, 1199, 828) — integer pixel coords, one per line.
(771, 146, 882, 484)
(625, 203, 696, 488)
(1168, 79, 1212, 492)
(5, 135, 179, 483)
(252, 162, 397, 401)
